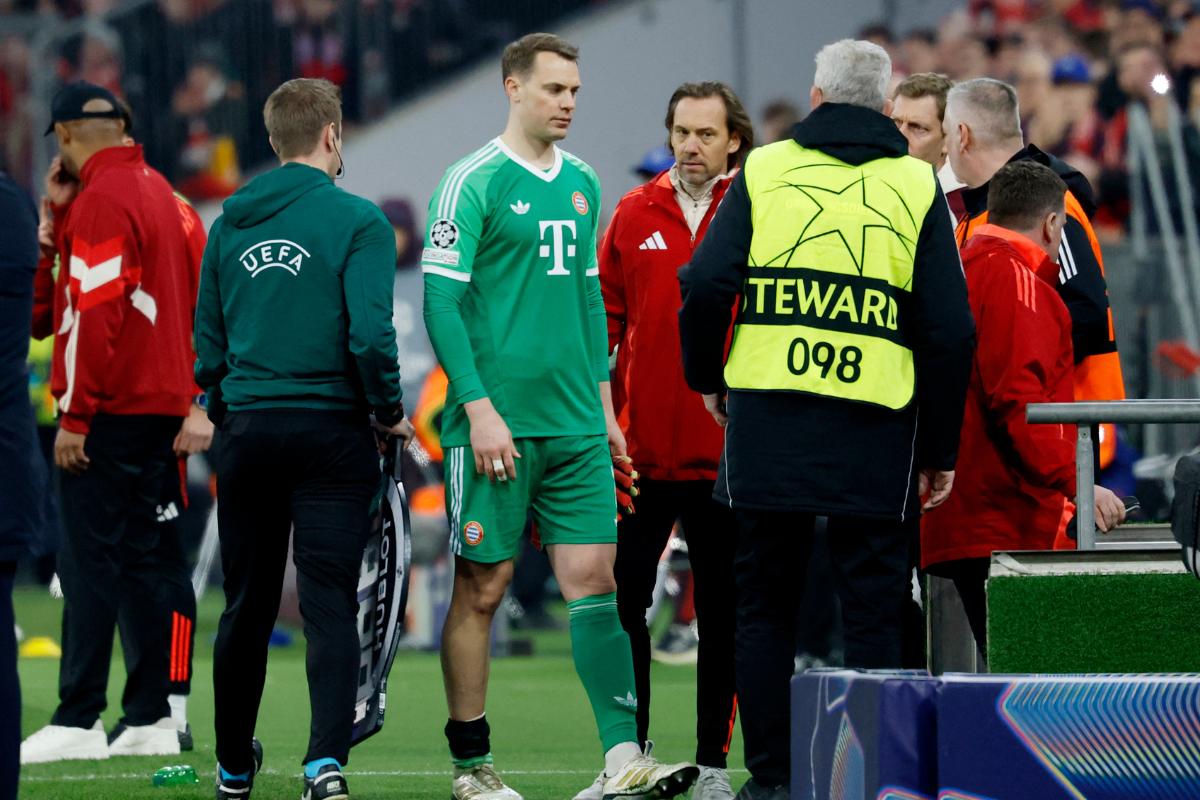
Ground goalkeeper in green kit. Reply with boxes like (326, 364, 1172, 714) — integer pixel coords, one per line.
(422, 32, 698, 800)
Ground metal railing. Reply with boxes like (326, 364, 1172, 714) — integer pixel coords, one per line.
(1027, 400, 1200, 549)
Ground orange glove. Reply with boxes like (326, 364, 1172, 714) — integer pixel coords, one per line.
(614, 455, 639, 518)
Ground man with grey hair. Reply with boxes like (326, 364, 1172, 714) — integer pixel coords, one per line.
(679, 39, 975, 800)
(945, 77, 1125, 473)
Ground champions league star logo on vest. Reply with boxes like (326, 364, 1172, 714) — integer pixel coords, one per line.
(239, 239, 311, 277)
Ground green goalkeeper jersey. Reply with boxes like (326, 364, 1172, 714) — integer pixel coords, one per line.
(421, 137, 609, 448)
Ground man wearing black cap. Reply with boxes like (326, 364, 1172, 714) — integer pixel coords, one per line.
(21, 81, 209, 764)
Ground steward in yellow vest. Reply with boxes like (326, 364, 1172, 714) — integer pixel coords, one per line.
(679, 101, 975, 520)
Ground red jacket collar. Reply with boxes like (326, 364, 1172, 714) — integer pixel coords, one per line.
(970, 223, 1058, 285)
(79, 144, 145, 187)
(644, 167, 736, 206)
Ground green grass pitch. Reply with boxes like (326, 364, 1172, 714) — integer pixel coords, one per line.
(14, 587, 743, 799)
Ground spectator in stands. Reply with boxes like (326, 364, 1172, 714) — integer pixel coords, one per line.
(990, 34, 1028, 82)
(0, 35, 33, 188)
(1028, 54, 1102, 188)
(291, 0, 348, 87)
(1014, 49, 1053, 134)
(69, 22, 122, 93)
(758, 98, 800, 144)
(946, 35, 993, 81)
(899, 29, 939, 75)
(170, 42, 247, 199)
(858, 22, 897, 61)
(1111, 41, 1200, 234)
(922, 160, 1127, 658)
(970, 0, 1040, 36)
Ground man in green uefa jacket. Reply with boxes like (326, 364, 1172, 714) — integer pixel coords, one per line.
(194, 78, 411, 800)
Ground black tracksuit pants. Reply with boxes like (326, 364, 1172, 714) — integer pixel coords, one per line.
(734, 511, 910, 787)
(614, 479, 738, 768)
(212, 410, 377, 772)
(117, 473, 197, 699)
(53, 414, 182, 728)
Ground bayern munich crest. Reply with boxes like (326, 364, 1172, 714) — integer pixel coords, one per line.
(572, 191, 589, 216)
(463, 521, 485, 546)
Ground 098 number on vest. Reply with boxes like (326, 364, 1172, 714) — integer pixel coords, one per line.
(787, 337, 862, 383)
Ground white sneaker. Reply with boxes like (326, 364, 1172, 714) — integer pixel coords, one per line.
(20, 721, 109, 764)
(692, 767, 734, 800)
(572, 770, 605, 800)
(602, 753, 698, 798)
(451, 764, 523, 800)
(108, 716, 181, 757)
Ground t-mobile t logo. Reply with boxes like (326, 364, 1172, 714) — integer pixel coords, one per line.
(539, 219, 577, 276)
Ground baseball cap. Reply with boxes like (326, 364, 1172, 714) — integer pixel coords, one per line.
(633, 145, 675, 177)
(1052, 54, 1091, 85)
(44, 81, 127, 135)
(1120, 0, 1165, 19)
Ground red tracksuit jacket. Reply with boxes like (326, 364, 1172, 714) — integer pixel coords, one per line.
(921, 224, 1077, 567)
(31, 145, 204, 434)
(599, 170, 733, 482)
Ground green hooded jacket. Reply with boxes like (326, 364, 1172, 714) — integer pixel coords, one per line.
(194, 163, 402, 421)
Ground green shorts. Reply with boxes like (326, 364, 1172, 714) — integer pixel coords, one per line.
(443, 435, 617, 563)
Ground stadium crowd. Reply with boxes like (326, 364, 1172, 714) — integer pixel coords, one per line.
(859, 0, 1200, 240)
(0, 0, 598, 195)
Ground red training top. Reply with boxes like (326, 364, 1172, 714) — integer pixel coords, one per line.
(31, 145, 205, 434)
(922, 223, 1076, 567)
(599, 169, 734, 482)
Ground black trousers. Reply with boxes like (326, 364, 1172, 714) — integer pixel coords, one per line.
(213, 410, 377, 772)
(1, 563, 18, 800)
(53, 414, 182, 728)
(734, 511, 910, 786)
(614, 479, 737, 768)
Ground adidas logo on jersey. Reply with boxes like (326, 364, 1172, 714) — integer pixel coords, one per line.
(510, 200, 531, 215)
(638, 231, 668, 251)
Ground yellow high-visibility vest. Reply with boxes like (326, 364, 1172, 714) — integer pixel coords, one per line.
(724, 140, 937, 410)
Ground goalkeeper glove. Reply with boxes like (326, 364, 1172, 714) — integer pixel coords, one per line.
(613, 455, 639, 518)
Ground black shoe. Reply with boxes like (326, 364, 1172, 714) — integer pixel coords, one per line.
(302, 763, 349, 800)
(733, 778, 787, 800)
(216, 738, 264, 800)
(179, 723, 194, 752)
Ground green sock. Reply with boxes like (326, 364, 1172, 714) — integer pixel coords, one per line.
(567, 592, 639, 753)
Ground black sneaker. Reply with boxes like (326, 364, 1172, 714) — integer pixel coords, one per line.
(216, 738, 264, 800)
(179, 723, 194, 752)
(302, 763, 349, 800)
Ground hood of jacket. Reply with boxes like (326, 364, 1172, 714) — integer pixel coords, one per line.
(791, 102, 910, 165)
(222, 162, 332, 229)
